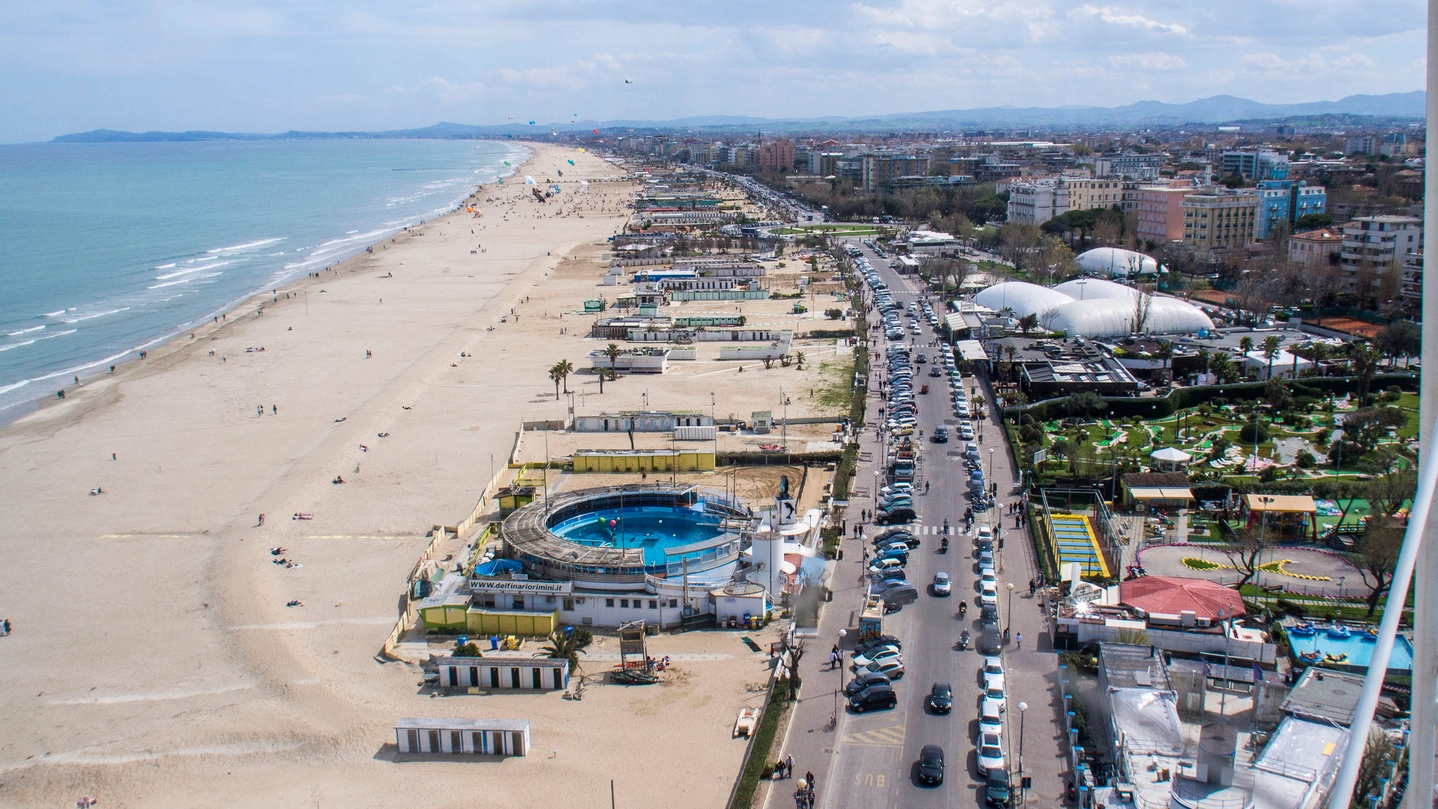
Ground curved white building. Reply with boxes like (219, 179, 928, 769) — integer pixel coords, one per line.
(1075, 247, 1160, 278)
(976, 278, 1215, 338)
(973, 281, 1073, 315)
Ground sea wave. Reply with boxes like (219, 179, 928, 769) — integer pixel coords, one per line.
(155, 261, 231, 281)
(7, 325, 45, 336)
(207, 237, 286, 255)
(149, 272, 221, 290)
(0, 328, 77, 352)
(62, 308, 131, 324)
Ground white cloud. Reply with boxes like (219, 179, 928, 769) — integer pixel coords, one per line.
(1076, 5, 1187, 34)
(1106, 53, 1188, 72)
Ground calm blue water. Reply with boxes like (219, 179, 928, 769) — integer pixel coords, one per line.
(0, 139, 528, 420)
(1291, 625, 1415, 671)
(551, 507, 725, 566)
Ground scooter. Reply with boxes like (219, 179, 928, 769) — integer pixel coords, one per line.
(939, 537, 949, 554)
(956, 630, 970, 651)
(958, 601, 968, 617)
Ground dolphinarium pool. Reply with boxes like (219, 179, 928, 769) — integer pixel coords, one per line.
(550, 506, 725, 566)
(1288, 623, 1414, 672)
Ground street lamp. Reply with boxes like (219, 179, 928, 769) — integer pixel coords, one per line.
(1018, 701, 1029, 805)
(988, 447, 995, 496)
(1005, 582, 1015, 634)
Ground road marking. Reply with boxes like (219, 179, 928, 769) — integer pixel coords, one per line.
(102, 533, 205, 539)
(843, 720, 905, 747)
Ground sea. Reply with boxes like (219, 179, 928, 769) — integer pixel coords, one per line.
(0, 138, 529, 422)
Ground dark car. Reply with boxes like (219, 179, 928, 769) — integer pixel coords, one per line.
(872, 528, 917, 546)
(932, 427, 949, 443)
(845, 671, 892, 697)
(880, 585, 920, 606)
(855, 635, 902, 656)
(929, 366, 943, 377)
(976, 628, 1003, 656)
(916, 744, 945, 785)
(985, 770, 1012, 806)
(876, 507, 917, 525)
(848, 685, 898, 713)
(926, 681, 953, 714)
(980, 603, 1000, 628)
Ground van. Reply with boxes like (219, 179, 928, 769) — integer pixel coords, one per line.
(880, 585, 919, 606)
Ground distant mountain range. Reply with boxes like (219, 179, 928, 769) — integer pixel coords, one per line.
(51, 92, 1425, 143)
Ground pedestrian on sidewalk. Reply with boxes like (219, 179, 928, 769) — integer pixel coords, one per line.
(786, 754, 795, 778)
(806, 771, 816, 790)
(1015, 632, 1023, 650)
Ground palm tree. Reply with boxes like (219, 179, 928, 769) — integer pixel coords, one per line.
(1017, 313, 1039, 335)
(1238, 335, 1255, 356)
(1262, 335, 1281, 381)
(538, 630, 587, 674)
(556, 358, 575, 394)
(1195, 347, 1211, 376)
(1155, 340, 1174, 384)
(548, 362, 566, 400)
(1348, 343, 1382, 404)
(793, 351, 806, 370)
(605, 342, 622, 370)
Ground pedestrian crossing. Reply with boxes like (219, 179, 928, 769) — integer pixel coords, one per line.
(843, 720, 906, 747)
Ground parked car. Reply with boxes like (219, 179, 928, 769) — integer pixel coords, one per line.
(845, 671, 891, 697)
(848, 685, 898, 712)
(852, 646, 903, 669)
(985, 769, 1013, 806)
(981, 657, 1005, 693)
(976, 731, 1006, 777)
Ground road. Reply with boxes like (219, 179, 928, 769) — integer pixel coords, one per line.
(765, 239, 1068, 809)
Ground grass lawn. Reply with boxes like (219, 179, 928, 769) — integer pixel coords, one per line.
(814, 354, 857, 414)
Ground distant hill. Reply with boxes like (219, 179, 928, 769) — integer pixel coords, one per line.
(51, 92, 1424, 143)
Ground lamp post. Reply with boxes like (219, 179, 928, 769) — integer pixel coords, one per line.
(1256, 495, 1274, 590)
(1216, 607, 1231, 724)
(988, 446, 995, 497)
(1018, 700, 1029, 805)
(1005, 582, 1015, 635)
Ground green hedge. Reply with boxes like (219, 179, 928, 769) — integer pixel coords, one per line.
(728, 680, 789, 809)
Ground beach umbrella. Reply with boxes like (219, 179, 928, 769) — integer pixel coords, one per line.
(524, 175, 537, 185)
(528, 120, 536, 125)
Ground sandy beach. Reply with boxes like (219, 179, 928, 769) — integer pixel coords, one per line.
(0, 143, 800, 808)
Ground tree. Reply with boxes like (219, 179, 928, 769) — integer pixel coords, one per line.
(1017, 313, 1039, 335)
(781, 638, 806, 701)
(1238, 336, 1254, 356)
(1355, 522, 1405, 616)
(1347, 343, 1382, 404)
(557, 358, 575, 394)
(1367, 468, 1417, 522)
(538, 629, 589, 674)
(1223, 525, 1273, 589)
(1000, 223, 1043, 270)
(548, 362, 566, 400)
(1354, 729, 1402, 807)
(1341, 407, 1408, 454)
(1155, 340, 1174, 383)
(1293, 213, 1334, 232)
(1131, 286, 1153, 334)
(1261, 335, 1281, 380)
(794, 351, 806, 370)
(1064, 391, 1106, 420)
(605, 342, 622, 373)
(1375, 319, 1421, 367)
(1264, 377, 1291, 412)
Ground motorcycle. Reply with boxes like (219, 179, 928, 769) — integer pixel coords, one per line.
(956, 630, 970, 651)
(939, 537, 949, 554)
(958, 601, 968, 617)
(942, 519, 950, 535)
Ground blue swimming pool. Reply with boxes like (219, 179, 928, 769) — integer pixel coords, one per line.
(1288, 625, 1414, 672)
(550, 506, 724, 566)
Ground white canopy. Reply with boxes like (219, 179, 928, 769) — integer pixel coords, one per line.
(1150, 447, 1192, 463)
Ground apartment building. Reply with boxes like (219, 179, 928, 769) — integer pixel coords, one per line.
(860, 152, 930, 192)
(1065, 177, 1128, 212)
(1339, 215, 1422, 289)
(1255, 180, 1327, 239)
(1182, 189, 1259, 257)
(1287, 229, 1343, 269)
(1005, 177, 1069, 225)
(758, 140, 795, 173)
(1132, 184, 1189, 245)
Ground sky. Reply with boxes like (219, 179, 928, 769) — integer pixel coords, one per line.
(1, 0, 1426, 143)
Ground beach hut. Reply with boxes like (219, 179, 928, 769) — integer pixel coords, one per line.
(394, 718, 531, 757)
(1149, 447, 1192, 472)
(433, 655, 569, 691)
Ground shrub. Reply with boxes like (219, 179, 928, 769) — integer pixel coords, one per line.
(1275, 599, 1308, 618)
(1238, 422, 1269, 444)
(1296, 451, 1317, 469)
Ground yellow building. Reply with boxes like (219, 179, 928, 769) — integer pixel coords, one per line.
(1065, 177, 1128, 212)
(572, 448, 715, 473)
(1182, 190, 1258, 256)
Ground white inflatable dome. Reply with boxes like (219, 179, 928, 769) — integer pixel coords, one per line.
(1075, 247, 1160, 278)
(1045, 297, 1214, 338)
(973, 281, 1073, 317)
(975, 278, 1214, 338)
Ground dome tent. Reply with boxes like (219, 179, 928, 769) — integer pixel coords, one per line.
(1074, 247, 1161, 278)
(975, 278, 1214, 339)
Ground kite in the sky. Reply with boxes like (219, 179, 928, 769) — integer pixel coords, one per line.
(624, 79, 633, 84)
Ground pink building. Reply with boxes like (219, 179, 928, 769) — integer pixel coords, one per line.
(1133, 183, 1188, 245)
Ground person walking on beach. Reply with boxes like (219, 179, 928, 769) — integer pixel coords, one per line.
(257, 514, 265, 527)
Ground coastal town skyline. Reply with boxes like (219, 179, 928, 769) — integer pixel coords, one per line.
(2, 0, 1426, 143)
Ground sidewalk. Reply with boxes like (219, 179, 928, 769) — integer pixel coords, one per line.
(759, 375, 888, 809)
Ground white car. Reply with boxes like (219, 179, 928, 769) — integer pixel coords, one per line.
(932, 571, 952, 597)
(852, 646, 903, 669)
(981, 656, 1006, 693)
(980, 568, 997, 586)
(977, 731, 1006, 776)
(868, 557, 905, 575)
(980, 579, 999, 607)
(976, 525, 994, 543)
(983, 684, 1007, 714)
(978, 691, 1004, 738)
